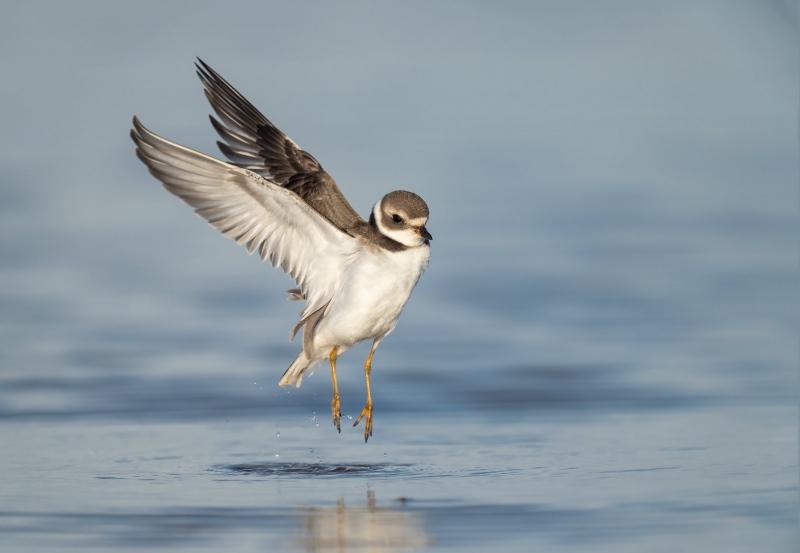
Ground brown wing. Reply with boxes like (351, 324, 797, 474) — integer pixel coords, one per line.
(195, 58, 365, 231)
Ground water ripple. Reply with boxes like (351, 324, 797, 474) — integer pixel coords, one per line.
(215, 462, 521, 479)
(218, 462, 412, 477)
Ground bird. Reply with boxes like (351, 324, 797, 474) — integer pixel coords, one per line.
(130, 59, 432, 442)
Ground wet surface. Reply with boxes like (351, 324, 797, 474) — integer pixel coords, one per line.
(1, 2, 798, 552)
(220, 463, 410, 477)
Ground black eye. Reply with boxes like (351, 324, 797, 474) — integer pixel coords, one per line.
(392, 214, 403, 223)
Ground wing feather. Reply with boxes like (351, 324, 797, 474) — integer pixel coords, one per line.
(194, 58, 365, 231)
(131, 116, 358, 319)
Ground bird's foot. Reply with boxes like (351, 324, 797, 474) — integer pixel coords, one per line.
(331, 394, 341, 433)
(353, 402, 373, 442)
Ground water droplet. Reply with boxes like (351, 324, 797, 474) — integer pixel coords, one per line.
(276, 432, 281, 438)
(308, 448, 314, 453)
(274, 454, 279, 458)
(383, 453, 387, 457)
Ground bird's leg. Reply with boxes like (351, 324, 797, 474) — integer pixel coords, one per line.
(353, 342, 378, 442)
(329, 346, 341, 432)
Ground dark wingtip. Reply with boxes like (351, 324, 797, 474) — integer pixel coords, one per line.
(195, 58, 211, 83)
(195, 57, 216, 79)
(132, 115, 146, 131)
(130, 117, 143, 144)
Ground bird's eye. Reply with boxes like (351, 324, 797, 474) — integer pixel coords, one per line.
(392, 214, 403, 223)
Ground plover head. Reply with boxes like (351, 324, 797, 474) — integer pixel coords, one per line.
(372, 190, 432, 247)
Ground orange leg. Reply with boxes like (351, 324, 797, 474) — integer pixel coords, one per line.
(329, 347, 341, 432)
(353, 342, 378, 442)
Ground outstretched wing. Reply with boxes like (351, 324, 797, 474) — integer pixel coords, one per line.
(131, 116, 358, 319)
(195, 58, 365, 231)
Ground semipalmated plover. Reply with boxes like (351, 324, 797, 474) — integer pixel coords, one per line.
(131, 60, 432, 442)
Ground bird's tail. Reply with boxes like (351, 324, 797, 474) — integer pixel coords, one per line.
(279, 352, 317, 387)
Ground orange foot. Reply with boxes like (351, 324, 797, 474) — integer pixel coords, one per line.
(331, 393, 341, 432)
(353, 401, 373, 442)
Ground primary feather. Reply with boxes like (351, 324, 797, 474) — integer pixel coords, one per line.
(131, 116, 359, 322)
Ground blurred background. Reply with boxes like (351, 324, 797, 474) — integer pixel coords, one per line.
(0, 1, 797, 552)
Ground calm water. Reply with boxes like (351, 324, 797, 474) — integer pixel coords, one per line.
(1, 2, 798, 552)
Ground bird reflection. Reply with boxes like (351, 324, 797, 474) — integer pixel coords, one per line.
(292, 490, 432, 552)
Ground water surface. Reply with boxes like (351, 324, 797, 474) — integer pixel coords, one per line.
(1, 2, 797, 551)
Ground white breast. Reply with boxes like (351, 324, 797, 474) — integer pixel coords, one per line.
(315, 244, 430, 349)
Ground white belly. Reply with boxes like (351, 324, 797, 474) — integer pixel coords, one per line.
(314, 244, 430, 349)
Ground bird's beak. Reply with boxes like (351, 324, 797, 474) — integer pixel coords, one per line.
(417, 226, 432, 241)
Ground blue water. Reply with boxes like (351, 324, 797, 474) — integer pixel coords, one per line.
(1, 2, 797, 551)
